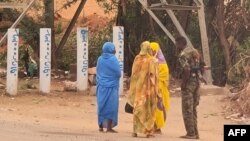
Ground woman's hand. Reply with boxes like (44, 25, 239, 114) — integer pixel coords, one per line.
(157, 97, 164, 111)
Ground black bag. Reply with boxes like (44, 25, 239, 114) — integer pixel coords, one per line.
(125, 103, 133, 114)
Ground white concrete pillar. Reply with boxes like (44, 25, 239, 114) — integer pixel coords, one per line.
(6, 28, 19, 96)
(39, 28, 51, 94)
(113, 26, 124, 95)
(77, 28, 89, 91)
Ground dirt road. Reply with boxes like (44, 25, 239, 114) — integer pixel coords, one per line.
(0, 86, 232, 141)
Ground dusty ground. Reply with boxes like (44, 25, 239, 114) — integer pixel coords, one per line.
(0, 79, 235, 141)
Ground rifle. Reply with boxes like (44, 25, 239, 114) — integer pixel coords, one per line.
(191, 65, 210, 84)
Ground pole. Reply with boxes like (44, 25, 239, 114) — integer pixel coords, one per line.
(160, 0, 194, 48)
(197, 0, 213, 84)
(138, 0, 175, 43)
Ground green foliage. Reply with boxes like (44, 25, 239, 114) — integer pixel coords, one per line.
(57, 47, 77, 70)
(228, 37, 250, 85)
(186, 15, 201, 48)
(237, 37, 250, 53)
(0, 51, 7, 68)
(3, 6, 44, 56)
(19, 45, 34, 67)
(210, 41, 227, 85)
(55, 22, 63, 34)
(55, 0, 79, 12)
(55, 20, 114, 70)
(56, 32, 77, 70)
(0, 45, 34, 69)
(88, 21, 113, 67)
(96, 0, 118, 13)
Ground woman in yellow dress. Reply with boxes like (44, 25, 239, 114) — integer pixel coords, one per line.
(150, 42, 170, 134)
(128, 41, 159, 138)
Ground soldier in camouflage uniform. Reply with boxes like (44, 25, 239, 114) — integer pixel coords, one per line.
(175, 36, 205, 140)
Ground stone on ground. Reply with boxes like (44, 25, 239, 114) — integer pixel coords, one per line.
(63, 81, 77, 92)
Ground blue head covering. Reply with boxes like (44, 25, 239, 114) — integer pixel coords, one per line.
(103, 42, 115, 53)
(96, 42, 121, 87)
(102, 42, 115, 59)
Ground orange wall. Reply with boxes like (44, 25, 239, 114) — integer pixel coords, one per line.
(56, 0, 114, 20)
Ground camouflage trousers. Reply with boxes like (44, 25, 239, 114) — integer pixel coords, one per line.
(181, 77, 200, 136)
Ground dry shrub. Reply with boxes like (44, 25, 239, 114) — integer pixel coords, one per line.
(235, 83, 250, 116)
(227, 50, 250, 116)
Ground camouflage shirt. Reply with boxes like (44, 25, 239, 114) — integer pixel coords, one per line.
(178, 46, 197, 70)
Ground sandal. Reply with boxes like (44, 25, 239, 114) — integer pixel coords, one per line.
(146, 134, 155, 138)
(132, 133, 137, 137)
(154, 129, 162, 134)
(99, 128, 104, 132)
(106, 129, 118, 133)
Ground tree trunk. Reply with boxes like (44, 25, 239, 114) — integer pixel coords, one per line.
(121, 0, 126, 16)
(55, 0, 87, 56)
(116, 0, 125, 26)
(44, 0, 56, 69)
(116, 0, 131, 75)
(0, 12, 2, 22)
(206, 0, 218, 39)
(178, 0, 193, 31)
(216, 0, 231, 71)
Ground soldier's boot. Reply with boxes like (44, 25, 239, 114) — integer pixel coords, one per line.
(180, 135, 197, 139)
(195, 126, 199, 139)
(195, 131, 200, 139)
(193, 87, 200, 139)
(194, 104, 199, 139)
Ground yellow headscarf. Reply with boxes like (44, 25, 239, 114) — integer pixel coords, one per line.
(150, 42, 160, 52)
(139, 41, 151, 55)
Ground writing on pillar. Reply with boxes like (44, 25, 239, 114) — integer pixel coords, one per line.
(81, 30, 88, 42)
(81, 29, 88, 76)
(43, 30, 51, 77)
(10, 31, 19, 76)
(118, 28, 124, 71)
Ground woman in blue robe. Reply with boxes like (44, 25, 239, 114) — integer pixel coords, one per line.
(96, 42, 121, 133)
